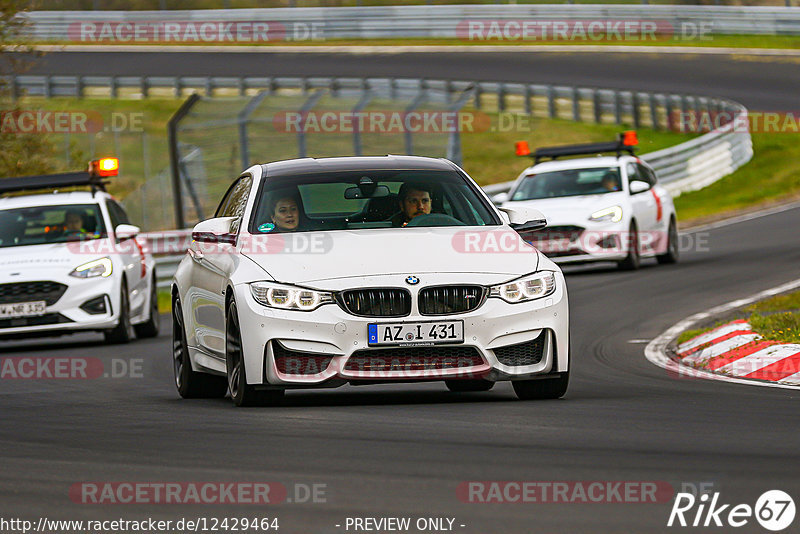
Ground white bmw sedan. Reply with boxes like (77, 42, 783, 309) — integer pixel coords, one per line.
(172, 156, 569, 406)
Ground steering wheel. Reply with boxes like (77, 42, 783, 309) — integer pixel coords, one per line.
(405, 213, 466, 227)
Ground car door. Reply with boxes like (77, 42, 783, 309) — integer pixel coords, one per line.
(106, 200, 147, 318)
(187, 175, 252, 360)
(625, 162, 658, 254)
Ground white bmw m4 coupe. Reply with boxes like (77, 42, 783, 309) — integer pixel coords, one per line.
(172, 156, 569, 406)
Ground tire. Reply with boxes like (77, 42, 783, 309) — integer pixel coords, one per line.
(656, 217, 680, 265)
(133, 273, 160, 338)
(617, 221, 641, 271)
(512, 371, 569, 400)
(226, 300, 284, 407)
(104, 279, 133, 344)
(445, 379, 495, 392)
(172, 296, 227, 399)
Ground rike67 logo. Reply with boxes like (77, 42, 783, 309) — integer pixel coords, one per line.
(668, 490, 795, 531)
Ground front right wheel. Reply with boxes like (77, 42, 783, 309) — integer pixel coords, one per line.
(226, 300, 284, 407)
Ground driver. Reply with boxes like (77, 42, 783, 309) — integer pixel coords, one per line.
(392, 182, 432, 227)
(63, 210, 87, 237)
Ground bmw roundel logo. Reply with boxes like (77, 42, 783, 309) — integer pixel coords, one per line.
(406, 275, 420, 285)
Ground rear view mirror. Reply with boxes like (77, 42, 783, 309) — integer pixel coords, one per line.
(191, 217, 238, 245)
(629, 180, 650, 194)
(344, 185, 390, 200)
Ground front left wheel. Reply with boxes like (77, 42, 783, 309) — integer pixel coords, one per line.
(226, 300, 284, 407)
(172, 296, 227, 399)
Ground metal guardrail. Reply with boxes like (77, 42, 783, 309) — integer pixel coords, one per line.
(20, 5, 800, 40)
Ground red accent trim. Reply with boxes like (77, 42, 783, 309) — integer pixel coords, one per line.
(133, 238, 146, 278)
(651, 188, 663, 222)
(706, 340, 780, 371)
(743, 350, 800, 381)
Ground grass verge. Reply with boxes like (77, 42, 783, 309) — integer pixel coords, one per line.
(675, 132, 800, 226)
(747, 290, 800, 344)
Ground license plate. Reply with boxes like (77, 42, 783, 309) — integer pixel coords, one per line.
(0, 301, 46, 318)
(368, 321, 464, 347)
(537, 238, 572, 253)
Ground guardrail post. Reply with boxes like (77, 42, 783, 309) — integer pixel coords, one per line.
(631, 92, 641, 128)
(204, 77, 213, 97)
(140, 77, 149, 98)
(331, 78, 340, 98)
(110, 76, 118, 98)
(666, 95, 676, 131)
(593, 89, 601, 123)
(474, 83, 482, 110)
(174, 77, 182, 99)
(302, 77, 310, 95)
(572, 87, 580, 122)
(237, 77, 246, 97)
(8, 75, 18, 101)
(680, 95, 688, 124)
(649, 93, 659, 130)
(613, 90, 622, 124)
(547, 86, 556, 118)
(390, 78, 397, 101)
(524, 84, 532, 115)
(76, 76, 84, 99)
(44, 75, 51, 99)
(497, 82, 506, 112)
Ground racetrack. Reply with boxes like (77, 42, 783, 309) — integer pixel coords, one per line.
(2, 49, 800, 533)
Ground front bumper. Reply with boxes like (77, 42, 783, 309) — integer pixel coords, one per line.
(0, 274, 122, 338)
(231, 273, 569, 387)
(528, 222, 631, 264)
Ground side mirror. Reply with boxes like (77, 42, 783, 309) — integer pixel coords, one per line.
(629, 180, 651, 194)
(492, 192, 510, 205)
(191, 217, 238, 245)
(498, 206, 547, 232)
(114, 224, 140, 241)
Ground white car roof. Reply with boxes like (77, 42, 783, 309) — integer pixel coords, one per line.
(521, 155, 638, 175)
(0, 191, 111, 210)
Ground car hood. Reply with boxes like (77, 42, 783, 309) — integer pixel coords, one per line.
(240, 226, 540, 285)
(504, 193, 626, 226)
(0, 243, 85, 276)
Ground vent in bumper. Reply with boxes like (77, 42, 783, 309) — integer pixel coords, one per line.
(0, 281, 68, 306)
(0, 313, 73, 329)
(272, 342, 333, 375)
(418, 285, 485, 315)
(339, 288, 411, 317)
(493, 331, 547, 366)
(344, 346, 484, 372)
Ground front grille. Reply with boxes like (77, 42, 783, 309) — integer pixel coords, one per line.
(272, 342, 333, 375)
(493, 331, 547, 366)
(344, 346, 484, 372)
(0, 313, 72, 329)
(339, 288, 411, 317)
(542, 226, 585, 241)
(418, 286, 485, 315)
(0, 281, 68, 306)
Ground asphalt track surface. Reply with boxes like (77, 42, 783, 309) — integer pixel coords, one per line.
(2, 50, 800, 533)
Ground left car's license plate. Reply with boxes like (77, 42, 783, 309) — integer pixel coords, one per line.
(0, 301, 46, 318)
(368, 321, 464, 347)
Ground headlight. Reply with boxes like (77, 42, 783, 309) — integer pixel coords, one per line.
(589, 206, 623, 223)
(250, 281, 333, 312)
(69, 257, 113, 278)
(489, 272, 556, 304)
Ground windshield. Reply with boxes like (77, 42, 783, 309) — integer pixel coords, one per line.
(512, 167, 623, 201)
(0, 204, 107, 249)
(249, 169, 501, 233)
